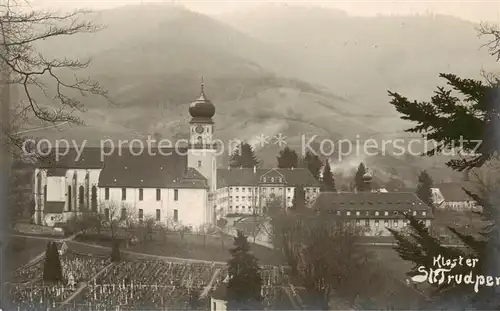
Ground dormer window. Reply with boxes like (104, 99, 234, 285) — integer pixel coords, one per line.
(263, 177, 267, 182)
(384, 211, 388, 216)
(422, 211, 427, 216)
(375, 211, 379, 216)
(346, 211, 351, 216)
(271, 177, 274, 182)
(356, 211, 360, 216)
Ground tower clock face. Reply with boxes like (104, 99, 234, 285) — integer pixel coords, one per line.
(195, 125, 204, 134)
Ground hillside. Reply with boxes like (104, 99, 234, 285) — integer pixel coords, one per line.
(216, 4, 498, 119)
(25, 4, 476, 183)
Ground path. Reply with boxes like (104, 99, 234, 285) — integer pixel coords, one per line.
(200, 268, 221, 298)
(57, 262, 115, 309)
(13, 232, 79, 273)
(357, 242, 467, 248)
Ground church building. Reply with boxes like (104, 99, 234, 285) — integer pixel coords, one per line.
(33, 81, 217, 229)
(32, 80, 322, 229)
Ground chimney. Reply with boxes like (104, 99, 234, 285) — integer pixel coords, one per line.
(253, 166, 256, 173)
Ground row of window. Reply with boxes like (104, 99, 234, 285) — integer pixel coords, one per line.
(335, 210, 427, 217)
(228, 206, 256, 210)
(229, 187, 318, 192)
(104, 188, 179, 202)
(351, 219, 408, 228)
(102, 208, 179, 222)
(229, 196, 296, 201)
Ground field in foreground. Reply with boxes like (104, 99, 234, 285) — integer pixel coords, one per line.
(74, 231, 285, 265)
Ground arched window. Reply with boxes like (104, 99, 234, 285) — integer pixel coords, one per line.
(68, 185, 72, 211)
(79, 186, 85, 205)
(37, 173, 42, 206)
(91, 186, 97, 212)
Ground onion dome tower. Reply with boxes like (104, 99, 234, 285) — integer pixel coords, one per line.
(189, 77, 215, 124)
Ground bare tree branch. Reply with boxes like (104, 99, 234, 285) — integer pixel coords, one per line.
(0, 0, 112, 154)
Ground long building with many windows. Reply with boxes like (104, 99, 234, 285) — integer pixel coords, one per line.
(215, 167, 321, 217)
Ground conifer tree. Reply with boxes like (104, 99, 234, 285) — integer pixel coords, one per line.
(229, 142, 260, 168)
(51, 242, 63, 283)
(321, 160, 336, 192)
(226, 230, 262, 310)
(416, 170, 434, 211)
(301, 151, 323, 180)
(277, 147, 299, 169)
(42, 241, 53, 282)
(354, 163, 367, 192)
(43, 242, 62, 283)
(388, 26, 500, 308)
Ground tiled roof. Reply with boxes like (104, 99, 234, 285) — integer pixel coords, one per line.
(435, 182, 479, 202)
(46, 168, 67, 177)
(217, 168, 321, 188)
(312, 192, 433, 219)
(98, 149, 208, 189)
(39, 147, 106, 169)
(44, 202, 65, 213)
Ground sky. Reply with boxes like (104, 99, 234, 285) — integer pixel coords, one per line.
(30, 0, 500, 23)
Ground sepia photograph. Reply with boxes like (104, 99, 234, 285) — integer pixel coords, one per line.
(1, 0, 500, 310)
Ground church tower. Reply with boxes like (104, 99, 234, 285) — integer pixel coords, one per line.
(187, 78, 217, 222)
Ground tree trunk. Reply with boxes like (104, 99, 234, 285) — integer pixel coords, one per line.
(0, 41, 12, 303)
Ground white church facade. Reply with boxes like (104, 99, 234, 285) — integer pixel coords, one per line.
(33, 81, 218, 229)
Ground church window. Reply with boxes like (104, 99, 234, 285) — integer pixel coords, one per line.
(105, 188, 109, 200)
(174, 210, 178, 222)
(122, 188, 126, 200)
(79, 186, 84, 205)
(139, 189, 143, 201)
(156, 209, 161, 222)
(138, 209, 143, 221)
(174, 189, 178, 201)
(68, 186, 72, 211)
(156, 189, 161, 201)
